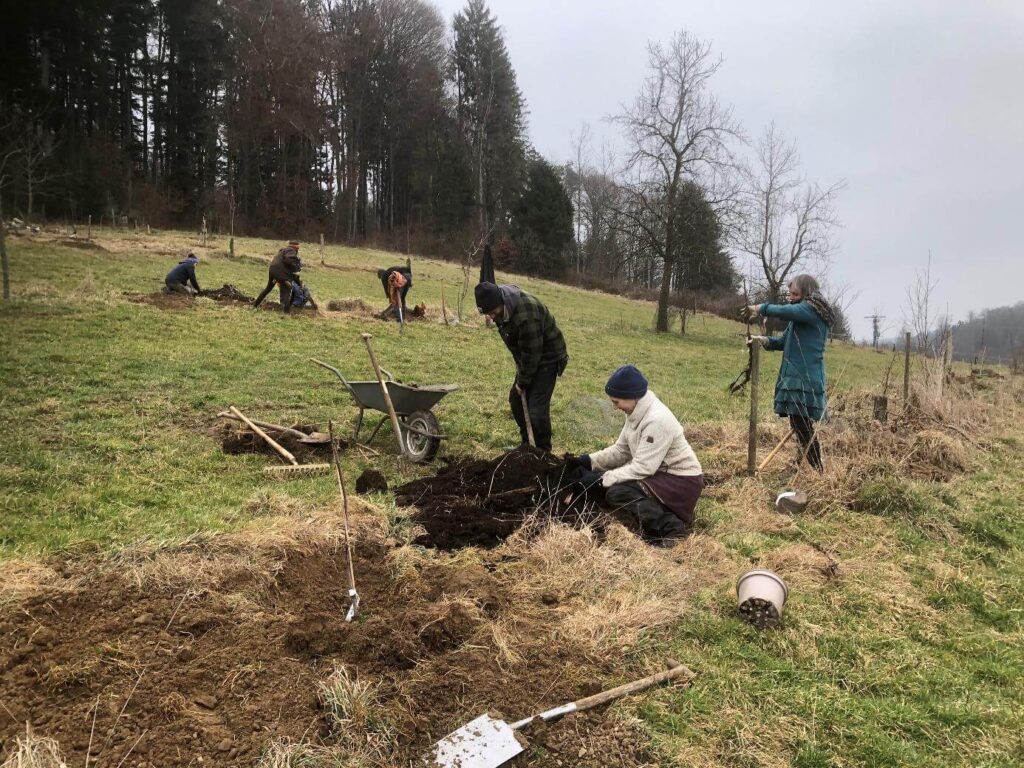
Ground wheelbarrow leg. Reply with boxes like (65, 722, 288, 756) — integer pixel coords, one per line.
(353, 407, 365, 442)
(365, 416, 388, 446)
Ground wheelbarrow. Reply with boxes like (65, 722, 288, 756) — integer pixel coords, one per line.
(310, 358, 457, 463)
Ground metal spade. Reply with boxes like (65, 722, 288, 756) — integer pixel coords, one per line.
(427, 662, 692, 768)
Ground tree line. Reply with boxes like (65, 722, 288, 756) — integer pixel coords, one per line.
(3, 1, 844, 329)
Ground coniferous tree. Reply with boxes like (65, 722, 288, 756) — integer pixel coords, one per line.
(509, 157, 572, 278)
(452, 0, 526, 238)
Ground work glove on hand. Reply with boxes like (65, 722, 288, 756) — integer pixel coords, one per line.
(577, 469, 604, 489)
(569, 454, 593, 473)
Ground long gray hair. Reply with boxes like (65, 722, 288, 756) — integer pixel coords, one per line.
(789, 274, 836, 328)
(788, 274, 821, 298)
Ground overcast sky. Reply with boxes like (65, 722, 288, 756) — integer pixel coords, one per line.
(433, 0, 1024, 339)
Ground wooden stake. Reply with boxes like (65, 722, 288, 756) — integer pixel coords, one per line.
(903, 331, 911, 405)
(747, 344, 761, 475)
(441, 285, 449, 326)
(319, 232, 325, 266)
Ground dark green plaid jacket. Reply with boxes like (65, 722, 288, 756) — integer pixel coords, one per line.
(496, 291, 568, 387)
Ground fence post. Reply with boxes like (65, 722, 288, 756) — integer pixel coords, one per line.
(903, 331, 911, 404)
(747, 344, 761, 475)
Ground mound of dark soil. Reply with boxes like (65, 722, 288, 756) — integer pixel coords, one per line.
(60, 238, 107, 250)
(0, 541, 657, 767)
(197, 283, 253, 303)
(395, 448, 605, 550)
(355, 468, 388, 494)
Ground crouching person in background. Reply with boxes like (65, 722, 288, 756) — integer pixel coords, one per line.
(164, 251, 201, 295)
(578, 365, 704, 547)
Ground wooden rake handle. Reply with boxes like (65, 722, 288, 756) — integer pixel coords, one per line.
(229, 406, 297, 465)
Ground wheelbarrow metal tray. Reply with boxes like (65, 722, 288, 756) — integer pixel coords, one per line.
(346, 381, 457, 415)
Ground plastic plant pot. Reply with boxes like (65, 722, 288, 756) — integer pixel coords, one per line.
(736, 569, 789, 629)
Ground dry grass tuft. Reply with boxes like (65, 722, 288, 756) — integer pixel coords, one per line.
(317, 664, 381, 732)
(507, 523, 735, 652)
(762, 543, 839, 590)
(157, 692, 189, 720)
(244, 489, 308, 518)
(1, 726, 68, 768)
(0, 560, 77, 609)
(255, 740, 344, 768)
(909, 429, 970, 479)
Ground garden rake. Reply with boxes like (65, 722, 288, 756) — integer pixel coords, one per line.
(329, 420, 360, 622)
(227, 406, 331, 477)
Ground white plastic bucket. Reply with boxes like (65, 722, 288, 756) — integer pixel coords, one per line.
(736, 569, 789, 628)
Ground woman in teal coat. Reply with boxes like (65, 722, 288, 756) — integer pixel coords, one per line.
(747, 274, 835, 471)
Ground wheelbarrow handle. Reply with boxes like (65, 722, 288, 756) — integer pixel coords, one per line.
(310, 357, 358, 399)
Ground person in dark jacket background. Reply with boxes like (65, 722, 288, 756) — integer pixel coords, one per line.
(475, 281, 568, 452)
(377, 265, 412, 318)
(164, 252, 201, 295)
(253, 240, 305, 313)
(747, 273, 834, 471)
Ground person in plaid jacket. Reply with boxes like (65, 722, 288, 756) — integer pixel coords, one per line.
(475, 282, 568, 452)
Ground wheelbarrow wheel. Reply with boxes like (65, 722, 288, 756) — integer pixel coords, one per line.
(403, 410, 441, 463)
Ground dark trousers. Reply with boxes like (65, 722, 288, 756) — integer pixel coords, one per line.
(509, 363, 560, 452)
(605, 481, 688, 540)
(790, 414, 823, 471)
(165, 281, 193, 296)
(253, 277, 293, 313)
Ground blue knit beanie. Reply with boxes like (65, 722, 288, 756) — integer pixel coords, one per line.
(605, 365, 648, 399)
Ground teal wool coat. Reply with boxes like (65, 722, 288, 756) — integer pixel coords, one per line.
(760, 301, 829, 421)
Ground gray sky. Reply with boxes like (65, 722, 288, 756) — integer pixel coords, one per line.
(434, 0, 1024, 340)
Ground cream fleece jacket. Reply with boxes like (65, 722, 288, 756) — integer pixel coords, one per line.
(588, 390, 702, 487)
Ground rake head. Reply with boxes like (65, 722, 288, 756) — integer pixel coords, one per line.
(262, 463, 332, 477)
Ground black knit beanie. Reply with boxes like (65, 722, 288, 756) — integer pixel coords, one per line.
(475, 282, 503, 313)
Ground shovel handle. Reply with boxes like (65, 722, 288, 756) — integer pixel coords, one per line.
(519, 389, 535, 447)
(757, 428, 795, 473)
(515, 662, 693, 729)
(361, 333, 409, 460)
(570, 662, 693, 713)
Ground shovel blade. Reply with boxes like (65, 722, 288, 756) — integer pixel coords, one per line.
(427, 713, 526, 768)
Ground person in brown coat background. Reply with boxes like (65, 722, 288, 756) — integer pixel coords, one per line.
(253, 240, 315, 313)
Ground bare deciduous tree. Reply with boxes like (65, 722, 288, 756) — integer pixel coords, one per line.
(612, 30, 742, 332)
(736, 123, 843, 303)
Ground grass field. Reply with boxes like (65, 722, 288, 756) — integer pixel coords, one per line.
(1, 228, 1021, 767)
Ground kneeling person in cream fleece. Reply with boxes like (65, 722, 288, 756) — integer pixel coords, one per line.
(576, 365, 704, 547)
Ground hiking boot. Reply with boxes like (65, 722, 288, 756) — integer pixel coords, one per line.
(647, 536, 680, 549)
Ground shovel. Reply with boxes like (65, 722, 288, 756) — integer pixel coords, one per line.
(428, 661, 692, 768)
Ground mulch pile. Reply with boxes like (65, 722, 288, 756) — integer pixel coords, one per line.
(0, 540, 658, 767)
(395, 448, 606, 550)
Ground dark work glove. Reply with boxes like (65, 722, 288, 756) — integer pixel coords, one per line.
(578, 469, 604, 489)
(576, 454, 592, 470)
